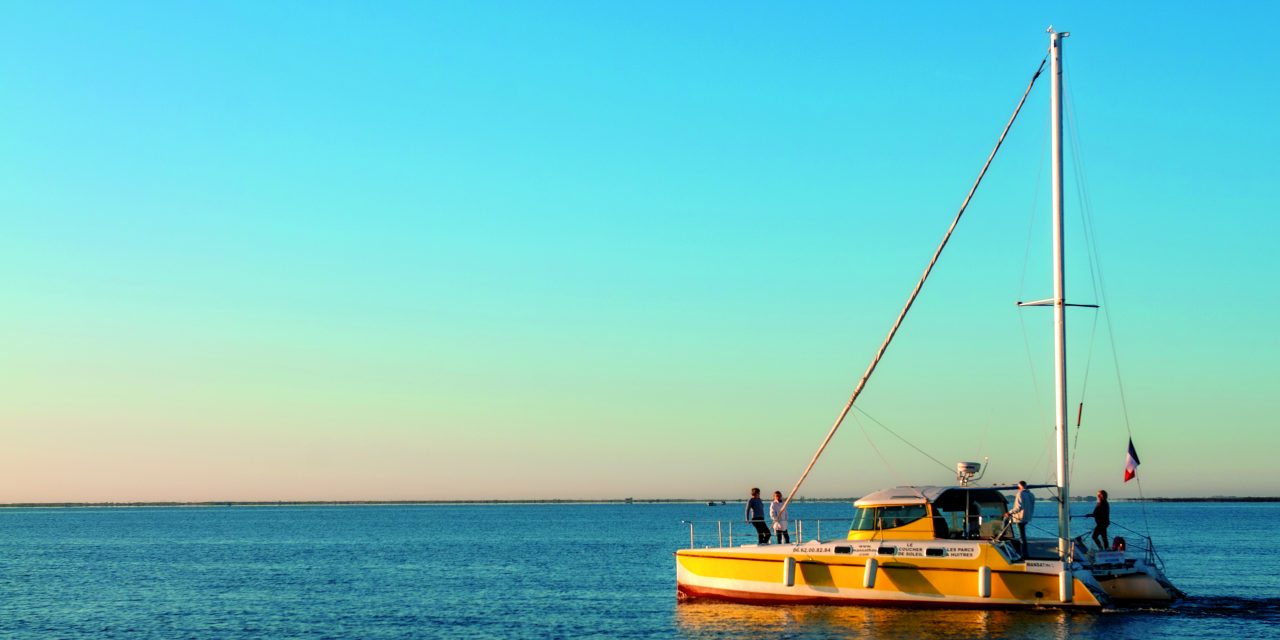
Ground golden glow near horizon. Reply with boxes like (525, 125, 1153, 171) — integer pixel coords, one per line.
(4, 3, 1276, 502)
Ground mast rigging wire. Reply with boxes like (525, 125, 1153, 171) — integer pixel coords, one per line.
(780, 57, 1047, 512)
(1065, 77, 1104, 481)
(853, 405, 952, 473)
(1063, 72, 1153, 537)
(855, 414, 904, 487)
(1016, 109, 1054, 483)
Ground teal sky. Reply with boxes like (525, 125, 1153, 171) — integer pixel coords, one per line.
(3, 2, 1276, 502)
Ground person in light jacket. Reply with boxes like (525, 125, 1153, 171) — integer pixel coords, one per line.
(770, 491, 790, 544)
(746, 488, 770, 544)
(1004, 481, 1035, 557)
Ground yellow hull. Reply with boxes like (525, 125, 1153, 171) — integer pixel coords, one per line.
(676, 540, 1107, 608)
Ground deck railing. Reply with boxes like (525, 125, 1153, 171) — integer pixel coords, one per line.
(680, 518, 852, 549)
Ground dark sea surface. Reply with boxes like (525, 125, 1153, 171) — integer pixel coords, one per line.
(1, 501, 1276, 638)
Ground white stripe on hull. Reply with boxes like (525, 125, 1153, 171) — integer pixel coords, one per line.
(676, 562, 1101, 608)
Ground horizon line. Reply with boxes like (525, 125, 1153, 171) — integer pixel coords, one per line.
(3, 496, 1279, 508)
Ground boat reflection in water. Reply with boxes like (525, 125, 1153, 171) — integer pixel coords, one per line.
(675, 602, 1095, 640)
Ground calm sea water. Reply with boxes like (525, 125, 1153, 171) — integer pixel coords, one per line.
(1, 502, 1276, 638)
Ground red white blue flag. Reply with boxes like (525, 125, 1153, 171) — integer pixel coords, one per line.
(1123, 438, 1141, 482)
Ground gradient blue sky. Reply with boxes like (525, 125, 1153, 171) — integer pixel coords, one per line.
(3, 2, 1276, 501)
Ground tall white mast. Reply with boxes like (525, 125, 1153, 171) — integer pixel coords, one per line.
(1049, 27, 1071, 564)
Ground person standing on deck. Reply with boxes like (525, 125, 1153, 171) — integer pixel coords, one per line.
(770, 491, 790, 544)
(1004, 481, 1035, 557)
(746, 488, 770, 544)
(1085, 489, 1111, 550)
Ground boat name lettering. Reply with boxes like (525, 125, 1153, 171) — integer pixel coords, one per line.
(1024, 560, 1063, 574)
(794, 543, 878, 556)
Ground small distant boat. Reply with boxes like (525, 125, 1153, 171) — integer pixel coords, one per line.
(707, 501, 716, 507)
(675, 28, 1181, 609)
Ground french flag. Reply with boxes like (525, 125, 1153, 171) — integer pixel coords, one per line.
(1123, 438, 1141, 482)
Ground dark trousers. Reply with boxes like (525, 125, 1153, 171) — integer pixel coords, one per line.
(775, 529, 790, 544)
(1092, 525, 1109, 550)
(751, 520, 771, 544)
(1016, 522, 1028, 556)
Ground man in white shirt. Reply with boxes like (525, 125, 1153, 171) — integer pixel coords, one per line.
(770, 491, 790, 544)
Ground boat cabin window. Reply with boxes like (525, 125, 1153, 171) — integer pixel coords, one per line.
(929, 489, 1010, 539)
(849, 505, 928, 531)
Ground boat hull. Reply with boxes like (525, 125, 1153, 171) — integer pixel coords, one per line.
(1095, 573, 1174, 602)
(1083, 550, 1182, 604)
(677, 582, 1082, 609)
(676, 540, 1107, 609)
(1091, 566, 1183, 603)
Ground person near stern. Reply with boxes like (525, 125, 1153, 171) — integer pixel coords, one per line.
(1085, 489, 1111, 550)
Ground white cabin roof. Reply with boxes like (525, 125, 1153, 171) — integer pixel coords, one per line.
(853, 484, 1052, 507)
(854, 487, 932, 507)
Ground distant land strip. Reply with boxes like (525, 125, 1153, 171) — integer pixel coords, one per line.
(2, 496, 1278, 508)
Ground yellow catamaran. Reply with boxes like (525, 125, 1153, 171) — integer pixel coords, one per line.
(675, 28, 1182, 609)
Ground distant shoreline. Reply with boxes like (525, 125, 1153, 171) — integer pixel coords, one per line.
(2, 496, 1278, 508)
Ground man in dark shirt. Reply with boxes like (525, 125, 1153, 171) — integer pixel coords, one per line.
(1086, 489, 1111, 550)
(745, 487, 770, 544)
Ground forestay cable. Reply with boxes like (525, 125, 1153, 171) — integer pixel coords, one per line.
(781, 58, 1047, 512)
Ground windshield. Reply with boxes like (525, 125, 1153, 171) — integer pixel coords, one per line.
(849, 505, 928, 531)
